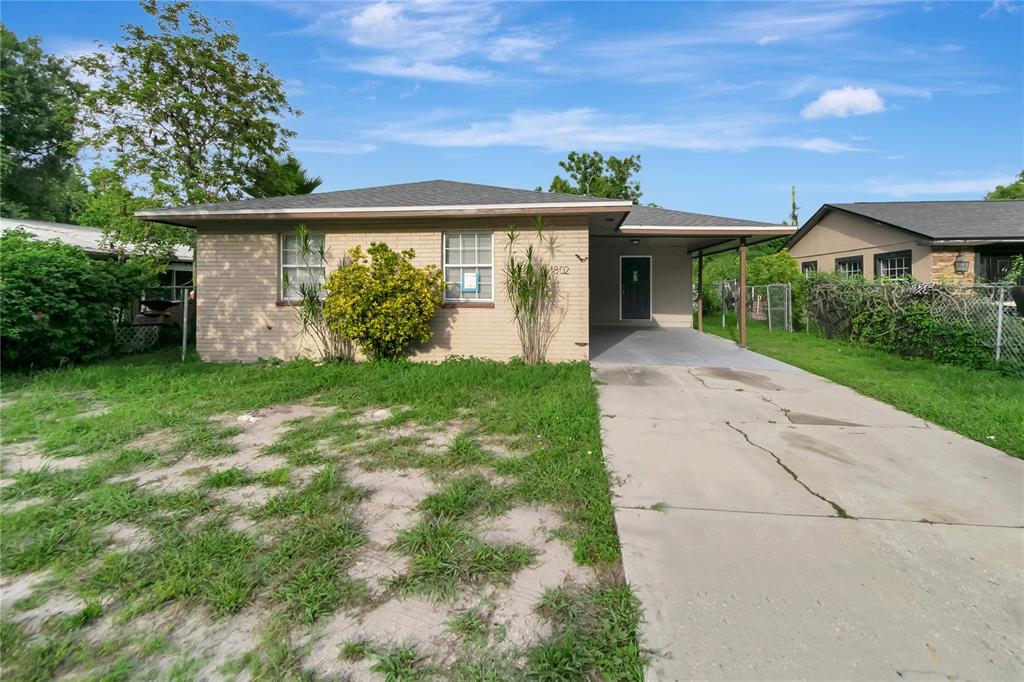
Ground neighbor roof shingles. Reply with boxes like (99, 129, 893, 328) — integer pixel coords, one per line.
(829, 200, 1024, 240)
(621, 204, 776, 228)
(140, 180, 625, 216)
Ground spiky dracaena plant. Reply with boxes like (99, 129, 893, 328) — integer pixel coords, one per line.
(282, 225, 352, 362)
(504, 216, 562, 365)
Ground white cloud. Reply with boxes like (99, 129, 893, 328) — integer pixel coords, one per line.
(982, 0, 1021, 18)
(801, 86, 886, 119)
(865, 175, 1014, 196)
(290, 139, 377, 155)
(366, 108, 862, 154)
(344, 56, 492, 83)
(293, 1, 554, 83)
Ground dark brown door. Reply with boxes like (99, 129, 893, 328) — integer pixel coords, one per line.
(621, 257, 651, 320)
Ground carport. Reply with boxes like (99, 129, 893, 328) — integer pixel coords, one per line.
(588, 205, 794, 354)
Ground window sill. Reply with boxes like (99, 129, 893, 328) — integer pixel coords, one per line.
(276, 300, 300, 307)
(443, 301, 495, 309)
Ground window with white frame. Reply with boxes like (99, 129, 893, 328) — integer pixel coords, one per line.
(443, 232, 493, 301)
(835, 255, 864, 277)
(280, 232, 326, 300)
(874, 250, 912, 279)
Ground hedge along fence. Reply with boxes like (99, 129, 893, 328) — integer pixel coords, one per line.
(805, 274, 1024, 375)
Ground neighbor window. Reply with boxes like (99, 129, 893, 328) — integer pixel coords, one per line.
(835, 255, 864, 277)
(875, 250, 912, 279)
(801, 261, 818, 275)
(443, 232, 493, 301)
(280, 232, 326, 300)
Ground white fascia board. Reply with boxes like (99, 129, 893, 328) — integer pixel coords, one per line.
(619, 225, 796, 233)
(135, 200, 633, 219)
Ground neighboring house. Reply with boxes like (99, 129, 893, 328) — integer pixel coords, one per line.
(787, 201, 1024, 283)
(137, 180, 791, 362)
(0, 217, 195, 300)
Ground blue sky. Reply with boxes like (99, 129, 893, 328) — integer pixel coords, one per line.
(4, 0, 1022, 222)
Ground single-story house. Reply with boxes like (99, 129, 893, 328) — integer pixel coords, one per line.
(0, 217, 195, 300)
(137, 180, 792, 362)
(787, 200, 1024, 283)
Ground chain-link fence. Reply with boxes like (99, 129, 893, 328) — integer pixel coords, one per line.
(806, 281, 1023, 370)
(714, 281, 793, 332)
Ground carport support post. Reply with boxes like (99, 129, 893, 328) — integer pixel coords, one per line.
(738, 237, 747, 348)
(696, 249, 704, 333)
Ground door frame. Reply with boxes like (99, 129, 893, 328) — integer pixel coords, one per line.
(619, 255, 653, 321)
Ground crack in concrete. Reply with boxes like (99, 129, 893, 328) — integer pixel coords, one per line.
(685, 368, 745, 392)
(726, 421, 853, 519)
(615, 503, 1024, 529)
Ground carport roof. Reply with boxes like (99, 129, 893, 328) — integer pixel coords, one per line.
(621, 204, 777, 229)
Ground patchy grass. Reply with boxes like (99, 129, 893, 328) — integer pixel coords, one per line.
(706, 315, 1024, 458)
(0, 351, 640, 679)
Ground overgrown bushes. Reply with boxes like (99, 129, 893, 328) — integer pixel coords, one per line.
(323, 242, 445, 361)
(805, 273, 1013, 372)
(0, 230, 157, 369)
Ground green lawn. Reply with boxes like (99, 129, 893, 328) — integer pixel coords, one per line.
(0, 351, 643, 680)
(703, 315, 1024, 458)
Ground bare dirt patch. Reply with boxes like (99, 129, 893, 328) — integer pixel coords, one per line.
(211, 483, 281, 509)
(0, 441, 90, 474)
(1, 496, 47, 514)
(0, 570, 53, 605)
(97, 522, 154, 552)
(126, 428, 177, 453)
(9, 591, 86, 635)
(112, 403, 337, 493)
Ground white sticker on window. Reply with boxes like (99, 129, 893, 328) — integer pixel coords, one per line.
(462, 271, 479, 292)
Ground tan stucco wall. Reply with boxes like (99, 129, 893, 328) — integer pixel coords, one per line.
(789, 210, 932, 280)
(195, 215, 590, 363)
(589, 238, 692, 327)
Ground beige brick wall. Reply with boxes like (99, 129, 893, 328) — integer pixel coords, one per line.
(930, 247, 976, 284)
(195, 215, 590, 363)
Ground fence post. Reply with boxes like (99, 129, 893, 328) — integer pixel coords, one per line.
(767, 285, 773, 331)
(995, 286, 1005, 363)
(721, 282, 726, 328)
(786, 283, 793, 332)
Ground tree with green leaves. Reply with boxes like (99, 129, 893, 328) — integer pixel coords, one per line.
(986, 171, 1024, 200)
(246, 155, 322, 198)
(0, 25, 86, 222)
(76, 0, 296, 207)
(77, 167, 192, 258)
(543, 151, 642, 203)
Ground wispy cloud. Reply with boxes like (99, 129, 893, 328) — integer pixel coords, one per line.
(801, 86, 886, 119)
(366, 108, 863, 154)
(865, 174, 1014, 196)
(290, 1, 555, 83)
(290, 139, 377, 155)
(981, 0, 1021, 18)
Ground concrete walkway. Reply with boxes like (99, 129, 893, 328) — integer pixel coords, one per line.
(594, 330, 1024, 680)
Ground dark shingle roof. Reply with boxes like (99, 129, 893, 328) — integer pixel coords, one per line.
(138, 180, 625, 217)
(622, 204, 775, 228)
(828, 200, 1024, 239)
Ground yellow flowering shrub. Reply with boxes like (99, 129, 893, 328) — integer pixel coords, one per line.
(323, 242, 445, 360)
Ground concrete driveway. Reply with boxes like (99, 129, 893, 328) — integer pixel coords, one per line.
(593, 328, 1024, 680)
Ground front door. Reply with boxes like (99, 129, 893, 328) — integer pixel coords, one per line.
(621, 256, 651, 320)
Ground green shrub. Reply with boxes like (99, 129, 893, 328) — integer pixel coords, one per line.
(322, 242, 445, 361)
(807, 274, 997, 371)
(0, 230, 157, 369)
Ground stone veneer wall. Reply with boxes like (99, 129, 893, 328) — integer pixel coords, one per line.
(930, 247, 976, 284)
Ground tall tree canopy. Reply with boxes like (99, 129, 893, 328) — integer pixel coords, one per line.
(77, 0, 297, 207)
(0, 25, 86, 222)
(544, 151, 643, 203)
(246, 155, 322, 198)
(77, 167, 192, 258)
(986, 171, 1024, 200)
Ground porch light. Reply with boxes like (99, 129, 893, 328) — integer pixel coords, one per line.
(954, 253, 970, 274)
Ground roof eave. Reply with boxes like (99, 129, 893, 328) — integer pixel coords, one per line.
(135, 201, 634, 225)
(619, 225, 795, 237)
